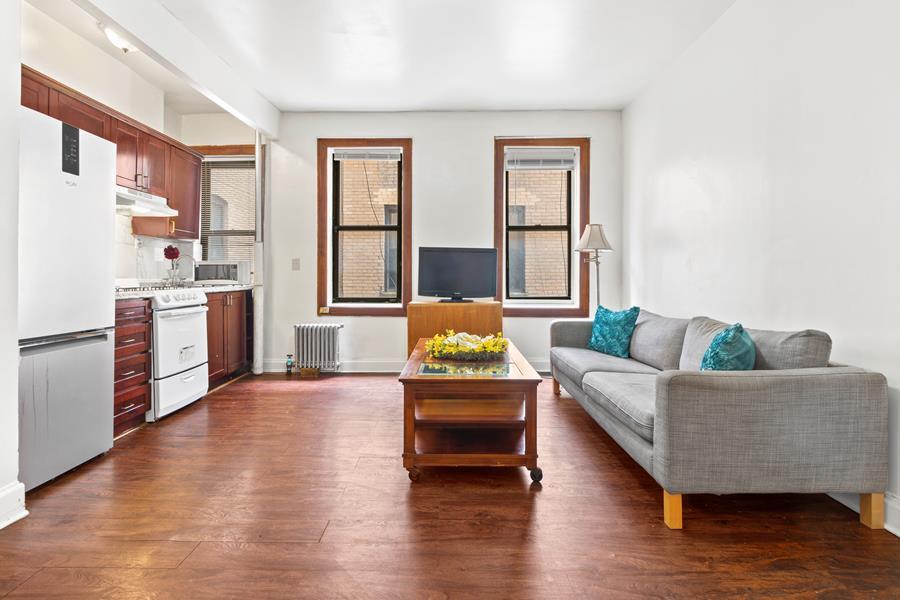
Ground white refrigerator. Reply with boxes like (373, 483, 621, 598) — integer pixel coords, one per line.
(18, 107, 116, 491)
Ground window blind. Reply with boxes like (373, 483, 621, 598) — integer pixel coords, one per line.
(505, 147, 577, 171)
(200, 159, 256, 262)
(333, 149, 402, 162)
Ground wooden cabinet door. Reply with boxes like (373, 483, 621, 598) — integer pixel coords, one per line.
(112, 119, 142, 189)
(21, 74, 49, 114)
(48, 90, 111, 139)
(142, 134, 170, 197)
(168, 146, 202, 239)
(224, 292, 247, 375)
(206, 293, 227, 383)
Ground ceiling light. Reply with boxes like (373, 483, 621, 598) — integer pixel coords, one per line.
(98, 23, 138, 54)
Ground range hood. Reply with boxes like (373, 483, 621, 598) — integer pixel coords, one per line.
(115, 185, 178, 217)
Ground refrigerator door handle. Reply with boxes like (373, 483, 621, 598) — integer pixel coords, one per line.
(19, 329, 112, 350)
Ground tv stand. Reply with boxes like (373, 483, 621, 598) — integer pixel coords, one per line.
(406, 301, 503, 356)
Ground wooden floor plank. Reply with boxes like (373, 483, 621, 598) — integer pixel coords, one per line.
(1, 374, 898, 598)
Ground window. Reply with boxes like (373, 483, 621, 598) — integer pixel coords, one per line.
(494, 138, 590, 317)
(200, 157, 256, 263)
(317, 139, 412, 316)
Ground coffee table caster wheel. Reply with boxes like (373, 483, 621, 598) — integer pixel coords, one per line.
(530, 467, 543, 483)
(408, 468, 421, 482)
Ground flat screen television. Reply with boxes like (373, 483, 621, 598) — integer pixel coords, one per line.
(418, 247, 497, 302)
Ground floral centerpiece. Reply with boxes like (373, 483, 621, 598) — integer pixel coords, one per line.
(425, 330, 508, 361)
(163, 245, 180, 283)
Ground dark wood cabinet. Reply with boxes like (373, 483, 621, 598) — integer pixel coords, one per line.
(206, 293, 227, 383)
(142, 134, 170, 197)
(48, 90, 111, 139)
(225, 291, 246, 374)
(21, 73, 49, 114)
(21, 65, 203, 241)
(131, 146, 201, 240)
(114, 298, 153, 438)
(112, 119, 142, 189)
(168, 146, 201, 239)
(206, 291, 251, 385)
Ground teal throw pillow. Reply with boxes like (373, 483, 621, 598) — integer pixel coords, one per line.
(700, 323, 756, 371)
(587, 305, 640, 358)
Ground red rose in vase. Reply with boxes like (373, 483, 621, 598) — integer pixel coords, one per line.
(163, 245, 180, 261)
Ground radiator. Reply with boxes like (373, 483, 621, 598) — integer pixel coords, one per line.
(294, 323, 344, 371)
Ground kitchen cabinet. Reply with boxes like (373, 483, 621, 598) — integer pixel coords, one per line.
(21, 72, 49, 114)
(142, 133, 170, 197)
(112, 119, 142, 189)
(21, 65, 203, 241)
(168, 147, 201, 239)
(131, 146, 201, 240)
(206, 293, 226, 383)
(206, 290, 251, 385)
(114, 298, 152, 438)
(112, 120, 170, 197)
(48, 89, 111, 140)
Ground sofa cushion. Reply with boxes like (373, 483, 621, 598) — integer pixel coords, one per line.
(582, 372, 656, 443)
(679, 316, 833, 371)
(745, 327, 832, 370)
(551, 347, 659, 385)
(679, 317, 728, 370)
(629, 309, 690, 371)
(700, 323, 756, 371)
(587, 305, 640, 358)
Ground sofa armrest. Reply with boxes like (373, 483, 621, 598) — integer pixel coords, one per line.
(653, 367, 889, 495)
(550, 319, 593, 349)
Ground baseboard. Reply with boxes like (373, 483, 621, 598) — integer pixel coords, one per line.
(830, 491, 899, 538)
(0, 481, 27, 530)
(266, 356, 551, 374)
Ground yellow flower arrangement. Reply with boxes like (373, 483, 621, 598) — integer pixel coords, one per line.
(425, 329, 509, 361)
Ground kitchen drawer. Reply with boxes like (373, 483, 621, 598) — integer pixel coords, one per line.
(115, 382, 151, 415)
(114, 352, 151, 392)
(116, 299, 151, 323)
(115, 321, 151, 359)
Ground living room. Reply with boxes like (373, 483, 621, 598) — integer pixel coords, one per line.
(1, 0, 899, 597)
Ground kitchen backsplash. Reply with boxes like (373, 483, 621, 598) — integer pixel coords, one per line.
(115, 214, 200, 280)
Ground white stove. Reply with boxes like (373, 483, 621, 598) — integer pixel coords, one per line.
(152, 289, 207, 310)
(148, 288, 209, 421)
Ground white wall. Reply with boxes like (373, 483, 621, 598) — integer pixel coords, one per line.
(0, 0, 26, 529)
(266, 111, 622, 372)
(22, 3, 165, 130)
(179, 112, 256, 146)
(623, 0, 900, 534)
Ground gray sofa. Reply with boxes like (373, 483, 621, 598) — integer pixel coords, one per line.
(550, 310, 889, 529)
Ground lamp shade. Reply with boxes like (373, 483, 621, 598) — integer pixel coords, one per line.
(575, 224, 613, 252)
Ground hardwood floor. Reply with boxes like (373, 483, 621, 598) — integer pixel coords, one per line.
(1, 374, 898, 598)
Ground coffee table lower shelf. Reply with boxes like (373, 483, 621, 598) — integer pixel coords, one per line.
(402, 413, 541, 482)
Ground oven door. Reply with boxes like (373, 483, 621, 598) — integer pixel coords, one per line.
(153, 305, 209, 379)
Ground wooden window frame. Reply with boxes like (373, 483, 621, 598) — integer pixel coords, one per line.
(494, 137, 590, 318)
(317, 138, 412, 317)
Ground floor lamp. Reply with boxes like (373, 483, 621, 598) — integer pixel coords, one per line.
(575, 224, 614, 309)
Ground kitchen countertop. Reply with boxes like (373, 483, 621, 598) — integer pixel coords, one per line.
(115, 283, 255, 300)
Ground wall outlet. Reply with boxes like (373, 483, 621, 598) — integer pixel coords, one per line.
(291, 258, 301, 271)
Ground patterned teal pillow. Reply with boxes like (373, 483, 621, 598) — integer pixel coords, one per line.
(587, 305, 640, 358)
(700, 323, 756, 371)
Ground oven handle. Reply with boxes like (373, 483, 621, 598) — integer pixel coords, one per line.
(156, 306, 209, 319)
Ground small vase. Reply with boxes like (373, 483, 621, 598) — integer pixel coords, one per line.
(166, 269, 179, 285)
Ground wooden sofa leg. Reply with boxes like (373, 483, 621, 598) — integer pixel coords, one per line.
(860, 493, 884, 529)
(552, 378, 560, 395)
(663, 490, 683, 529)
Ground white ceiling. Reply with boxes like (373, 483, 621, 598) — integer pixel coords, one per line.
(156, 0, 737, 112)
(27, 0, 223, 114)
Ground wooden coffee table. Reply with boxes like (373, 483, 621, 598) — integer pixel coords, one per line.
(399, 338, 543, 482)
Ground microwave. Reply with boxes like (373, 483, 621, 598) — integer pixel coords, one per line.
(194, 260, 252, 285)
